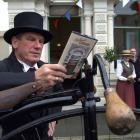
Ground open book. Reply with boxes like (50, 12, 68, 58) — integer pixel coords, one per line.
(58, 31, 98, 78)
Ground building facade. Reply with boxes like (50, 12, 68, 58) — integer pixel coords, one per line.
(1, 0, 140, 139)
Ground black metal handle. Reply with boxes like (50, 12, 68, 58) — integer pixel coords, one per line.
(93, 54, 110, 89)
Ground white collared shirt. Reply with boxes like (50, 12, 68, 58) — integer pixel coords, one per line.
(116, 60, 136, 81)
(17, 59, 38, 72)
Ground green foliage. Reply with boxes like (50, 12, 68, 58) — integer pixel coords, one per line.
(104, 48, 117, 63)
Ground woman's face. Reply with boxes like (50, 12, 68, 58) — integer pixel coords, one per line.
(123, 55, 130, 62)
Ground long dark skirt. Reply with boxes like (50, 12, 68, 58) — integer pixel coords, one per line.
(116, 80, 135, 108)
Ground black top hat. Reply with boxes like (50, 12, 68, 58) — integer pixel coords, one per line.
(4, 12, 53, 44)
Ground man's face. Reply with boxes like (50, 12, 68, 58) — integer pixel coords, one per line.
(130, 49, 136, 57)
(11, 32, 45, 66)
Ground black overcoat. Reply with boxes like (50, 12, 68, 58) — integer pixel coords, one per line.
(0, 52, 63, 140)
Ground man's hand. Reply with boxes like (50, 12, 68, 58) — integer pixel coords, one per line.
(48, 121, 56, 137)
(35, 64, 67, 89)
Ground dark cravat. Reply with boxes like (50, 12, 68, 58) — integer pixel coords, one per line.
(27, 67, 36, 72)
(27, 67, 36, 96)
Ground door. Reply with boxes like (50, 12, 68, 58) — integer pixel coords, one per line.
(49, 17, 81, 89)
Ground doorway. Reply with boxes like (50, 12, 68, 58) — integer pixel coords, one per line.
(49, 17, 81, 63)
(49, 17, 81, 89)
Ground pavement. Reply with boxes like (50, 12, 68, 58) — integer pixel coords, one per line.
(54, 113, 140, 140)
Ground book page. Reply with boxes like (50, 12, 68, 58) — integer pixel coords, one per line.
(58, 31, 98, 78)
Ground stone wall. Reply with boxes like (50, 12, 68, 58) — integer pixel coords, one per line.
(0, 31, 10, 60)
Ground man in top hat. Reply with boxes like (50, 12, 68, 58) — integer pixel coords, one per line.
(0, 11, 67, 140)
(116, 50, 136, 108)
